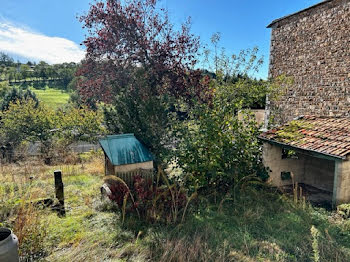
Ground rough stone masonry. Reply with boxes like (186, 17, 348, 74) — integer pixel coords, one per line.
(266, 0, 350, 126)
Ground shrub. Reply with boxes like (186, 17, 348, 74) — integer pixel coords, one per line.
(173, 97, 268, 194)
(0, 86, 38, 112)
(104, 170, 191, 224)
(337, 204, 350, 219)
(0, 99, 105, 163)
(0, 99, 56, 162)
(56, 105, 105, 148)
(79, 149, 104, 163)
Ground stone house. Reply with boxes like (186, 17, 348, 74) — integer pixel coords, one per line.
(261, 0, 350, 206)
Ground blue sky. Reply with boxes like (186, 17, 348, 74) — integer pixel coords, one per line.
(0, 0, 320, 78)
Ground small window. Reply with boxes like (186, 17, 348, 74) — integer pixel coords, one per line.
(282, 148, 298, 159)
(281, 171, 292, 181)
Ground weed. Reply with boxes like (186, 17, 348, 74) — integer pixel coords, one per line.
(311, 226, 320, 262)
(337, 204, 350, 219)
(13, 194, 48, 260)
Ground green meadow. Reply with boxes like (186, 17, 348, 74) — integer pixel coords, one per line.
(30, 87, 70, 108)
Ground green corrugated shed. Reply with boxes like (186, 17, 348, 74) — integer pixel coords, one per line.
(99, 134, 153, 166)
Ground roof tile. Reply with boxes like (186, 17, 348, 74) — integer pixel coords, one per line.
(259, 116, 350, 159)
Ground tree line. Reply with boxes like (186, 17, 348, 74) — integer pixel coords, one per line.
(0, 53, 77, 91)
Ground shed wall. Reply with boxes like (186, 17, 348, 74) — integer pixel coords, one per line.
(262, 143, 335, 192)
(262, 143, 304, 186)
(334, 157, 350, 204)
(105, 157, 114, 175)
(302, 156, 335, 192)
(114, 161, 154, 173)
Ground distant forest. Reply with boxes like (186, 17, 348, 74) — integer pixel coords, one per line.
(0, 52, 267, 109)
(0, 52, 78, 91)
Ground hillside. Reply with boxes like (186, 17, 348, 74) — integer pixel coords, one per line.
(30, 87, 70, 108)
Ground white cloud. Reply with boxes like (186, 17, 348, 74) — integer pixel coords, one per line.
(0, 22, 85, 64)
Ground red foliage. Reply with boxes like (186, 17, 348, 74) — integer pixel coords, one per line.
(107, 181, 130, 209)
(107, 175, 187, 222)
(78, 0, 211, 105)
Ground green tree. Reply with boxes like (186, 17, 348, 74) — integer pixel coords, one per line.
(20, 64, 31, 80)
(0, 52, 14, 66)
(173, 34, 271, 194)
(0, 81, 10, 99)
(0, 99, 56, 160)
(36, 61, 49, 79)
(0, 87, 38, 112)
(56, 105, 105, 148)
(7, 67, 16, 82)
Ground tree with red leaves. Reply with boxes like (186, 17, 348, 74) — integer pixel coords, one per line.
(78, 0, 210, 162)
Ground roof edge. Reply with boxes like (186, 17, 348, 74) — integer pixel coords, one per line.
(267, 0, 333, 28)
(99, 134, 135, 141)
(258, 136, 346, 160)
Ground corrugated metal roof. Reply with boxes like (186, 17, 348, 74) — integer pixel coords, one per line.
(259, 116, 350, 159)
(99, 134, 153, 166)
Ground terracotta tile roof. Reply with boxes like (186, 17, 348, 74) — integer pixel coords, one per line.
(259, 116, 350, 159)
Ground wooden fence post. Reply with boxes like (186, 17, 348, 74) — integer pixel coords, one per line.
(54, 170, 65, 217)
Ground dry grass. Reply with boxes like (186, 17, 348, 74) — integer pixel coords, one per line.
(0, 157, 109, 261)
(13, 193, 48, 260)
(1, 158, 350, 262)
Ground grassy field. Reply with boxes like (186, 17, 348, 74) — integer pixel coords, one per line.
(1, 157, 350, 261)
(30, 87, 70, 108)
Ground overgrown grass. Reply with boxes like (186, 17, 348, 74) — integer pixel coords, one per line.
(1, 159, 350, 261)
(30, 87, 70, 108)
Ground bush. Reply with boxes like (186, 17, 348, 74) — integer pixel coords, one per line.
(79, 149, 104, 163)
(56, 105, 106, 147)
(0, 99, 105, 163)
(0, 99, 55, 162)
(104, 170, 191, 224)
(337, 204, 350, 219)
(173, 95, 268, 194)
(0, 86, 38, 112)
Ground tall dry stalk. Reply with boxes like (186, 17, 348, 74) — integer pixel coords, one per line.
(157, 167, 195, 224)
(13, 192, 47, 259)
(292, 181, 306, 209)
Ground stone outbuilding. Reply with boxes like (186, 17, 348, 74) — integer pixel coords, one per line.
(262, 0, 350, 206)
(259, 116, 350, 206)
(99, 134, 154, 179)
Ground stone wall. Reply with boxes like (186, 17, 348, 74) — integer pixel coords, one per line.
(268, 0, 350, 125)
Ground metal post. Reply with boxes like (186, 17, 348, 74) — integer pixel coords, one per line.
(54, 170, 65, 216)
